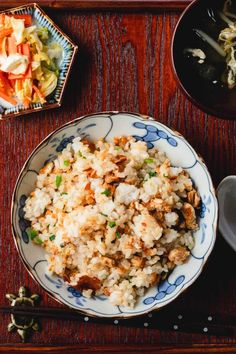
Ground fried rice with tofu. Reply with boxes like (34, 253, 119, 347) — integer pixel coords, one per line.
(24, 136, 201, 308)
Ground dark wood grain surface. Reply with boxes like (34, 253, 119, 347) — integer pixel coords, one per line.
(0, 0, 191, 10)
(0, 6, 236, 352)
(1, 344, 236, 353)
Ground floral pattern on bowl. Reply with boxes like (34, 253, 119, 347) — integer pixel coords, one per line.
(11, 112, 218, 318)
(0, 3, 78, 119)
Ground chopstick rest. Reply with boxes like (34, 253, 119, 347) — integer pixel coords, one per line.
(5, 286, 40, 342)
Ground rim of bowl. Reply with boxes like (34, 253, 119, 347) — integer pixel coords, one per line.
(217, 175, 236, 252)
(171, 0, 236, 120)
(11, 111, 218, 318)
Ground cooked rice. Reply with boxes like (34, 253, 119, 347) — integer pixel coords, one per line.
(24, 136, 200, 308)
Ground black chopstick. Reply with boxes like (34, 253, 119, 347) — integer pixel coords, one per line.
(1, 306, 235, 337)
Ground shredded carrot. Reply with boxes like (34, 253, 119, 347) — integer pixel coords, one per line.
(7, 36, 17, 55)
(0, 14, 32, 26)
(17, 43, 32, 58)
(16, 79, 22, 91)
(11, 14, 32, 26)
(0, 13, 52, 107)
(17, 44, 22, 54)
(23, 97, 31, 108)
(8, 73, 22, 80)
(0, 38, 3, 52)
(24, 65, 32, 78)
(0, 14, 5, 26)
(0, 28, 13, 39)
(15, 45, 31, 76)
(21, 43, 31, 59)
(0, 72, 6, 90)
(8, 64, 32, 80)
(0, 71, 13, 93)
(9, 78, 15, 89)
(33, 85, 45, 99)
(0, 37, 7, 56)
(0, 89, 17, 105)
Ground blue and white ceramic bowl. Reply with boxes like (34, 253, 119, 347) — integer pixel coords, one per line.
(0, 3, 77, 119)
(11, 112, 218, 318)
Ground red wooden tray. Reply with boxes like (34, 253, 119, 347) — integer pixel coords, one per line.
(1, 1, 236, 353)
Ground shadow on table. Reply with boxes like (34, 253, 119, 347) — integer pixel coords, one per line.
(165, 234, 235, 316)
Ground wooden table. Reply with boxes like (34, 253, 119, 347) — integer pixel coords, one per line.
(0, 4, 236, 353)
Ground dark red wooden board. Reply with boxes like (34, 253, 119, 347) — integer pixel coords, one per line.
(0, 0, 191, 10)
(0, 5, 236, 354)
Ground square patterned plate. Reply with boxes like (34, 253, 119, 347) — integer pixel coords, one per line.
(0, 3, 78, 119)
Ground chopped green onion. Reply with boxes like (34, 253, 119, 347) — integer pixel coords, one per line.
(101, 189, 111, 197)
(64, 160, 70, 167)
(49, 235, 56, 241)
(56, 175, 62, 188)
(60, 243, 65, 248)
(163, 173, 168, 177)
(100, 212, 108, 217)
(144, 158, 154, 164)
(108, 221, 116, 228)
(78, 150, 86, 159)
(114, 146, 122, 151)
(101, 274, 108, 280)
(61, 192, 68, 196)
(26, 228, 38, 240)
(35, 237, 43, 245)
(116, 231, 121, 239)
(148, 171, 157, 177)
